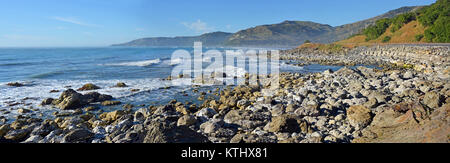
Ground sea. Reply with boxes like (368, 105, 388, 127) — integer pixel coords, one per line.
(0, 47, 356, 120)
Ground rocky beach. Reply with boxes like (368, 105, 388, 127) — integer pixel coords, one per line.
(0, 44, 448, 143)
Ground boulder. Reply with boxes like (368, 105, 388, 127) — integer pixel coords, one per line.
(294, 105, 320, 117)
(77, 83, 100, 91)
(195, 108, 217, 121)
(423, 91, 443, 109)
(23, 135, 42, 143)
(346, 105, 373, 129)
(224, 110, 243, 124)
(143, 121, 209, 143)
(0, 124, 11, 137)
(200, 120, 223, 134)
(101, 110, 126, 122)
(353, 103, 450, 143)
(17, 108, 31, 114)
(177, 115, 197, 126)
(266, 115, 311, 133)
(52, 89, 112, 110)
(56, 89, 86, 110)
(6, 82, 24, 87)
(31, 120, 58, 137)
(115, 82, 127, 87)
(101, 101, 121, 106)
(63, 128, 94, 143)
(4, 129, 30, 141)
(83, 92, 113, 103)
(41, 98, 54, 105)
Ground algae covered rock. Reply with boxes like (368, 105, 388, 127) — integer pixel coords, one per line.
(77, 83, 100, 91)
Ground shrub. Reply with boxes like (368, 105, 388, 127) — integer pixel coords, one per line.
(424, 29, 435, 42)
(382, 36, 391, 43)
(363, 18, 391, 41)
(415, 34, 424, 41)
(417, 0, 450, 42)
(390, 12, 416, 32)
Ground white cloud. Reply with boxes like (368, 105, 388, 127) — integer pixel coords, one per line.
(51, 16, 100, 27)
(182, 20, 214, 34)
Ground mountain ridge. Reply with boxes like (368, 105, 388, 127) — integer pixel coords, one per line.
(113, 6, 424, 47)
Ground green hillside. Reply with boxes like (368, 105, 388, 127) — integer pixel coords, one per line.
(338, 0, 449, 45)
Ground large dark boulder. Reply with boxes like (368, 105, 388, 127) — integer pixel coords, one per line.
(143, 121, 209, 143)
(47, 89, 113, 110)
(62, 128, 94, 143)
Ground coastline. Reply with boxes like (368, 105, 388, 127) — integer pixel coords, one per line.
(0, 44, 449, 143)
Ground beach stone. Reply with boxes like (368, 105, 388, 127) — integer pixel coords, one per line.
(101, 110, 126, 122)
(123, 104, 134, 109)
(56, 89, 86, 110)
(195, 108, 217, 121)
(364, 98, 378, 108)
(4, 129, 29, 141)
(175, 106, 189, 115)
(31, 120, 58, 137)
(53, 89, 112, 110)
(101, 101, 121, 106)
(224, 110, 243, 124)
(266, 115, 310, 133)
(349, 81, 363, 92)
(63, 128, 94, 143)
(346, 105, 372, 129)
(143, 121, 209, 143)
(323, 69, 333, 75)
(0, 124, 11, 137)
(84, 106, 98, 112)
(177, 115, 197, 126)
(230, 134, 245, 143)
(83, 92, 113, 103)
(294, 105, 320, 117)
(23, 135, 42, 143)
(133, 108, 149, 122)
(6, 82, 24, 87)
(423, 91, 443, 109)
(77, 83, 100, 91)
(116, 82, 127, 87)
(200, 121, 221, 134)
(41, 98, 54, 105)
(17, 108, 31, 114)
(10, 119, 26, 130)
(403, 71, 414, 79)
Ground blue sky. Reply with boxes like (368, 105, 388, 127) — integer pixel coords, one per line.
(0, 0, 435, 47)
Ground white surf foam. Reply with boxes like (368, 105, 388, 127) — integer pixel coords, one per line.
(102, 59, 161, 67)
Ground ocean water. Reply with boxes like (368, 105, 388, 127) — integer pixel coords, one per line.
(0, 47, 354, 120)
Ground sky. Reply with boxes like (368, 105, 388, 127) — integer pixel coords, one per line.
(0, 0, 436, 47)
